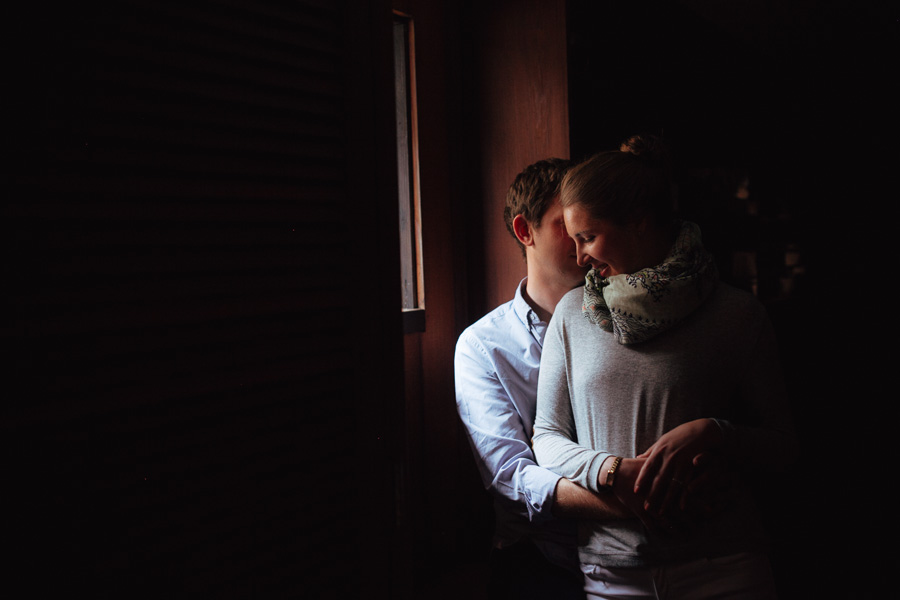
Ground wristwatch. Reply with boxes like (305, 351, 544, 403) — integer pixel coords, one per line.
(604, 456, 622, 488)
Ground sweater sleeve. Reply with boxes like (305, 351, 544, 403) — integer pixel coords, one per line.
(532, 312, 611, 494)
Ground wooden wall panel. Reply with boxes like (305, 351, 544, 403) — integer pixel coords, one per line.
(470, 0, 571, 314)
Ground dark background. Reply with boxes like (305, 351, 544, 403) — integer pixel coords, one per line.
(2, 0, 894, 597)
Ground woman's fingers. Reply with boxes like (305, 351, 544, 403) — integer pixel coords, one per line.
(634, 445, 669, 496)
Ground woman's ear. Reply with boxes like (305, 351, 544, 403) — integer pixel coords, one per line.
(512, 214, 534, 247)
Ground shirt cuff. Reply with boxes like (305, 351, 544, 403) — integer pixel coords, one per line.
(524, 464, 568, 521)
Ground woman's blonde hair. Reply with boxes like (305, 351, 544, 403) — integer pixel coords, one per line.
(561, 134, 674, 226)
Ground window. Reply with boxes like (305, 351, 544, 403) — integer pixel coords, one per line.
(393, 11, 425, 333)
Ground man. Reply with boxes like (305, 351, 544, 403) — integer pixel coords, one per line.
(454, 158, 629, 599)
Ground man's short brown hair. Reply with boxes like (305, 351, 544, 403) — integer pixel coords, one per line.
(503, 158, 574, 258)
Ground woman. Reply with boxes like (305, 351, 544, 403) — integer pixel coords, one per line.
(532, 135, 797, 599)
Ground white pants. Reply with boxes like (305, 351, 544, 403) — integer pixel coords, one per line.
(581, 552, 778, 600)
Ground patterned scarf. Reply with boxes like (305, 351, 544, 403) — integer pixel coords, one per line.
(582, 220, 718, 344)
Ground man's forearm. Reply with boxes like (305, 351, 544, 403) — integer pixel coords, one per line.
(552, 477, 631, 520)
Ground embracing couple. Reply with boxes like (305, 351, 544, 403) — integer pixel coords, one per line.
(455, 135, 797, 600)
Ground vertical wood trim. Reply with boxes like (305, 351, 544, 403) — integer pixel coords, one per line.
(472, 0, 571, 314)
(406, 17, 426, 309)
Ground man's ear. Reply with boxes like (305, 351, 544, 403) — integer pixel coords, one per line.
(512, 214, 535, 247)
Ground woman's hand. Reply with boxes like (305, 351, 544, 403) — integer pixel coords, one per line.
(634, 419, 724, 518)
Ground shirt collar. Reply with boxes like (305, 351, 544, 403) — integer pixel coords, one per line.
(513, 278, 547, 343)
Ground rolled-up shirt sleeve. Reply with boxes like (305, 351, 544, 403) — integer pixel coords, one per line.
(454, 330, 562, 522)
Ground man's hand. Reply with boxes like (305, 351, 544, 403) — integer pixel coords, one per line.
(676, 451, 733, 520)
(634, 419, 725, 518)
(607, 457, 672, 534)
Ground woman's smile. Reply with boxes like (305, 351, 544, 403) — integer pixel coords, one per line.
(563, 204, 644, 277)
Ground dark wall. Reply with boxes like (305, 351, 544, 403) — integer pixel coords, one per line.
(2, 1, 403, 597)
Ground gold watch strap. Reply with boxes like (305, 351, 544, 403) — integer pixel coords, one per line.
(604, 456, 622, 488)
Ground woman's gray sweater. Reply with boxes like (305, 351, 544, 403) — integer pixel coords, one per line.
(533, 282, 797, 568)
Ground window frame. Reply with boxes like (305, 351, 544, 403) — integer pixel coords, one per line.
(393, 10, 425, 334)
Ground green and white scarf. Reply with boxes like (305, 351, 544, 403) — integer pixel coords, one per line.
(582, 220, 718, 344)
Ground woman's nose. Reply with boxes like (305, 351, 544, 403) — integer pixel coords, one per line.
(576, 252, 590, 268)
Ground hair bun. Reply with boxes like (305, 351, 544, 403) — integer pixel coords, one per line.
(619, 134, 668, 166)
